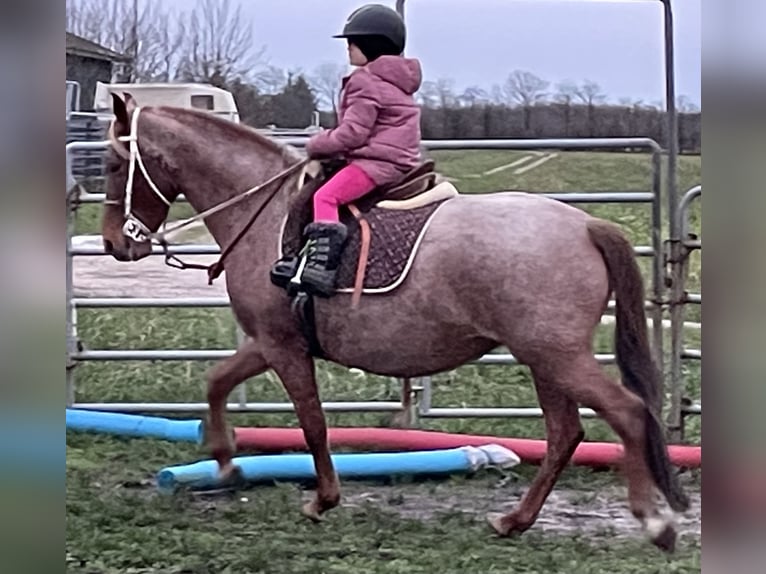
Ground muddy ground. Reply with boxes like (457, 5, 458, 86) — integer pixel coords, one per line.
(339, 480, 701, 541)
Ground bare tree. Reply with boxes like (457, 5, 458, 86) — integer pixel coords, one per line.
(138, 8, 188, 81)
(458, 86, 489, 107)
(310, 62, 347, 117)
(574, 79, 606, 107)
(434, 78, 456, 108)
(256, 66, 288, 95)
(555, 80, 579, 136)
(574, 80, 606, 136)
(503, 70, 549, 133)
(416, 80, 440, 108)
(489, 84, 505, 105)
(554, 80, 578, 105)
(503, 70, 549, 106)
(66, 0, 187, 82)
(176, 0, 266, 86)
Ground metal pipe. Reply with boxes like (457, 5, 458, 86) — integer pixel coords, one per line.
(67, 401, 701, 418)
(66, 138, 662, 154)
(66, 182, 77, 407)
(536, 192, 654, 203)
(684, 239, 701, 250)
(234, 326, 248, 408)
(650, 148, 665, 375)
(395, 0, 405, 19)
(71, 401, 405, 413)
(72, 349, 616, 364)
(71, 241, 652, 259)
(73, 297, 658, 310)
(73, 297, 231, 308)
(686, 293, 701, 304)
(476, 353, 615, 365)
(76, 350, 235, 361)
(679, 185, 702, 238)
(76, 190, 655, 205)
(667, 182, 701, 441)
(66, 140, 111, 152)
(276, 136, 663, 153)
(420, 407, 598, 419)
(663, 0, 684, 443)
(682, 350, 701, 360)
(418, 376, 433, 415)
(663, 0, 679, 241)
(71, 244, 220, 256)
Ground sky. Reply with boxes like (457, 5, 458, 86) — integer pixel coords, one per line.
(161, 0, 702, 106)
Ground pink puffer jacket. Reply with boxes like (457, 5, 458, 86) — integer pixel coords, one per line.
(305, 55, 423, 186)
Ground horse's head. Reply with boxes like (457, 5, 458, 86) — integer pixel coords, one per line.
(102, 93, 181, 261)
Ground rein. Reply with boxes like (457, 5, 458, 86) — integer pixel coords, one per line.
(159, 158, 308, 285)
(108, 107, 309, 283)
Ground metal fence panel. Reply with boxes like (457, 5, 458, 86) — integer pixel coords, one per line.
(65, 138, 699, 429)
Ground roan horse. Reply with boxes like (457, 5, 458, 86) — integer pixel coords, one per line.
(101, 94, 689, 552)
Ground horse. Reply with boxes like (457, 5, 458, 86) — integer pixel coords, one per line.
(101, 93, 689, 552)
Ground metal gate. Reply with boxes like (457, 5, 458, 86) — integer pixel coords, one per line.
(66, 136, 701, 438)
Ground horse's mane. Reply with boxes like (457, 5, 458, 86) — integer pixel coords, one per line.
(151, 106, 305, 163)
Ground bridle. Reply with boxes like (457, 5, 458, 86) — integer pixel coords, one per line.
(107, 106, 173, 243)
(107, 106, 310, 282)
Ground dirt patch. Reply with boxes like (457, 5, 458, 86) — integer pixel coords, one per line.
(339, 480, 701, 541)
(72, 235, 226, 298)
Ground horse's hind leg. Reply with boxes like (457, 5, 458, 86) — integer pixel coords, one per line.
(512, 351, 676, 551)
(488, 369, 584, 536)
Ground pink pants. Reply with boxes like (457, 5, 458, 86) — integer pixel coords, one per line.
(313, 164, 376, 223)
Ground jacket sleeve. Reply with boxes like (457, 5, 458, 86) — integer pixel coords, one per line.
(305, 74, 379, 158)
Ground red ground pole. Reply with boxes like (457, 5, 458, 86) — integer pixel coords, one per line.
(233, 427, 700, 468)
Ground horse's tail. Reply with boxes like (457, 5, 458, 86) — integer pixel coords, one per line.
(586, 218, 690, 512)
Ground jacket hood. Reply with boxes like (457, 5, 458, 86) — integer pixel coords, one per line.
(366, 55, 422, 95)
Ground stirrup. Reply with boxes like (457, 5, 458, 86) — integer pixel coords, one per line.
(289, 240, 314, 285)
(269, 256, 300, 289)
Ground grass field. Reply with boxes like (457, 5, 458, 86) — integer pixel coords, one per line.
(67, 150, 702, 573)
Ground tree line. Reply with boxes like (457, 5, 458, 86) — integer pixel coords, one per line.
(67, 0, 700, 153)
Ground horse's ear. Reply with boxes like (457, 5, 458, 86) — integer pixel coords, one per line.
(124, 92, 137, 113)
(111, 92, 129, 135)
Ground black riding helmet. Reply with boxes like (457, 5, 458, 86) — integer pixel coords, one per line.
(332, 4, 406, 54)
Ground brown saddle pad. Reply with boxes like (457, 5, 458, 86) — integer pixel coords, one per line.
(280, 178, 449, 292)
(335, 201, 446, 291)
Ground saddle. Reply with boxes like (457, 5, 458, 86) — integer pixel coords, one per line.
(354, 159, 438, 209)
(278, 158, 458, 306)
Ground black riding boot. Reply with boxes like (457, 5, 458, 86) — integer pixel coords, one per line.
(298, 222, 348, 297)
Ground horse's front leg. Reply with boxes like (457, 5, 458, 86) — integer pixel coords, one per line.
(269, 350, 340, 521)
(205, 337, 268, 478)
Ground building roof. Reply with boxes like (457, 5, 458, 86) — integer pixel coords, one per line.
(66, 32, 130, 62)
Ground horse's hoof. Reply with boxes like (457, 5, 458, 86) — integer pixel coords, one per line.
(649, 522, 677, 553)
(217, 463, 244, 487)
(301, 501, 324, 523)
(644, 514, 677, 553)
(486, 512, 511, 537)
